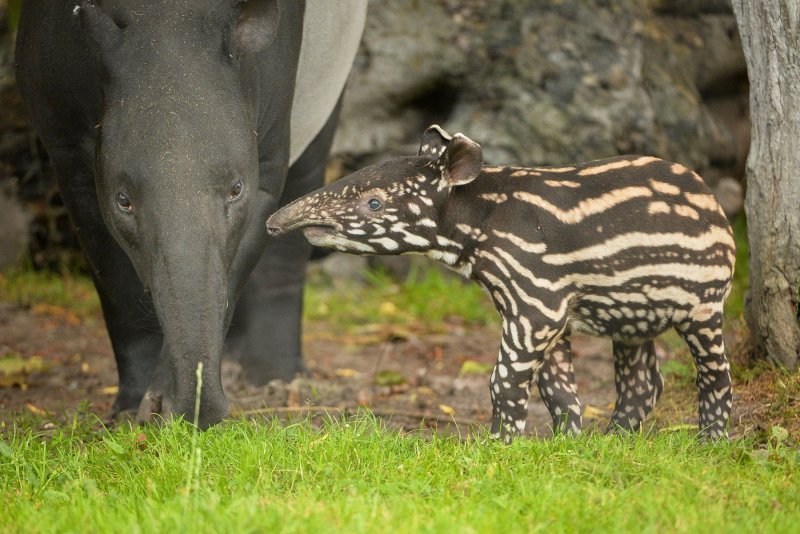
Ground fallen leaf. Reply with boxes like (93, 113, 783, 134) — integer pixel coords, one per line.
(81, 362, 90, 374)
(582, 404, 609, 420)
(459, 360, 493, 377)
(375, 370, 406, 387)
(334, 368, 360, 378)
(25, 403, 47, 416)
(438, 404, 456, 416)
(0, 355, 49, 388)
(378, 302, 397, 316)
(100, 385, 119, 395)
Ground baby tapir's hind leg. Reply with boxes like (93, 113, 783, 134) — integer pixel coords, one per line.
(676, 313, 732, 440)
(607, 339, 663, 433)
(536, 333, 582, 436)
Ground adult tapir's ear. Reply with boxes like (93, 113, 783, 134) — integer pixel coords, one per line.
(418, 125, 452, 157)
(440, 133, 483, 187)
(236, 0, 280, 55)
(77, 1, 124, 58)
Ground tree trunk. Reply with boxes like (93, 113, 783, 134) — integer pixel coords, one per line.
(732, 1, 800, 370)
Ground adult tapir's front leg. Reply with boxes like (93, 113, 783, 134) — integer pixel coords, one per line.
(231, 102, 342, 384)
(489, 312, 566, 443)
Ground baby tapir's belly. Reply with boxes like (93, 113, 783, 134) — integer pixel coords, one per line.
(565, 259, 732, 343)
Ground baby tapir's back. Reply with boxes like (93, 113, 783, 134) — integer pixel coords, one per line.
(467, 155, 735, 341)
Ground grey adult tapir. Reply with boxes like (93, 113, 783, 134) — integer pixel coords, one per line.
(15, 0, 367, 427)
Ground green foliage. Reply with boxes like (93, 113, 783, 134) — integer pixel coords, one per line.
(304, 266, 498, 334)
(6, 0, 22, 32)
(724, 215, 750, 321)
(0, 266, 101, 320)
(1, 415, 798, 532)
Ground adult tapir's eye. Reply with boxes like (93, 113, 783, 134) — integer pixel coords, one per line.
(229, 180, 243, 201)
(116, 192, 132, 213)
(367, 198, 382, 211)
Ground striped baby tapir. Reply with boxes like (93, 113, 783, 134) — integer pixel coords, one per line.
(267, 125, 736, 442)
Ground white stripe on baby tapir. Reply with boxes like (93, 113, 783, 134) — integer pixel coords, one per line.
(513, 187, 653, 224)
(480, 193, 508, 203)
(541, 227, 733, 265)
(492, 230, 547, 253)
(426, 249, 459, 266)
(648, 201, 671, 215)
(649, 179, 681, 195)
(347, 228, 367, 235)
(314, 234, 375, 253)
(544, 180, 581, 188)
(531, 166, 576, 173)
(577, 156, 660, 176)
(674, 205, 700, 220)
(481, 271, 519, 315)
(436, 235, 463, 249)
(495, 246, 732, 291)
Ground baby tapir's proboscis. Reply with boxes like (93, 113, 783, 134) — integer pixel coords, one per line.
(267, 125, 736, 442)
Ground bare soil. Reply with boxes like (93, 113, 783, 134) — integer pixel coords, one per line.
(0, 300, 792, 441)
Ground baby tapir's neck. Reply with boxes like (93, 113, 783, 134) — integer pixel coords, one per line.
(423, 166, 517, 278)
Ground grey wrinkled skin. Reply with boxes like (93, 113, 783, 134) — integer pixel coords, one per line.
(15, 0, 356, 427)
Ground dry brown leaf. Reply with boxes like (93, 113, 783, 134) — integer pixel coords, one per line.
(438, 404, 456, 416)
(334, 368, 360, 378)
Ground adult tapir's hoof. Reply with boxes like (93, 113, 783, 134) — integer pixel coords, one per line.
(135, 388, 230, 429)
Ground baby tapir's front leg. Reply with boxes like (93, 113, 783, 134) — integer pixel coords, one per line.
(489, 312, 568, 443)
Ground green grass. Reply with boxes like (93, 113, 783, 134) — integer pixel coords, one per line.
(1, 414, 798, 533)
(0, 266, 101, 320)
(304, 265, 498, 333)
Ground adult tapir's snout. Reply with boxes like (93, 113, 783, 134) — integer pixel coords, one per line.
(134, 228, 232, 428)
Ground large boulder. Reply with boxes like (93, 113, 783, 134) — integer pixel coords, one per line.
(334, 0, 748, 187)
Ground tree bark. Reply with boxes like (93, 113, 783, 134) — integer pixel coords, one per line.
(732, 1, 800, 370)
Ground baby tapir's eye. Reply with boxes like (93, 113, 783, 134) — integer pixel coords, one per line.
(229, 180, 243, 201)
(367, 198, 382, 211)
(116, 192, 132, 213)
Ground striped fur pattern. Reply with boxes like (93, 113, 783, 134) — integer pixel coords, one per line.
(267, 125, 736, 442)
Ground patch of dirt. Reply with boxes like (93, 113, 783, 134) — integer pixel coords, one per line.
(1, 301, 793, 442)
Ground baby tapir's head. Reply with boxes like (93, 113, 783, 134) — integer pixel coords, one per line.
(266, 125, 483, 255)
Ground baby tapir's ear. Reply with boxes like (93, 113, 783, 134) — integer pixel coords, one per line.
(441, 133, 483, 187)
(418, 125, 452, 157)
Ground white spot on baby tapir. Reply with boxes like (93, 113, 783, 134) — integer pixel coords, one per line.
(417, 218, 437, 228)
(684, 192, 721, 212)
(369, 237, 399, 250)
(408, 203, 421, 215)
(418, 195, 434, 206)
(372, 224, 386, 235)
(671, 163, 689, 175)
(482, 166, 506, 174)
(427, 249, 460, 266)
(648, 201, 671, 215)
(347, 228, 366, 235)
(436, 235, 463, 249)
(649, 179, 681, 195)
(402, 233, 431, 247)
(674, 204, 700, 220)
(479, 193, 508, 203)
